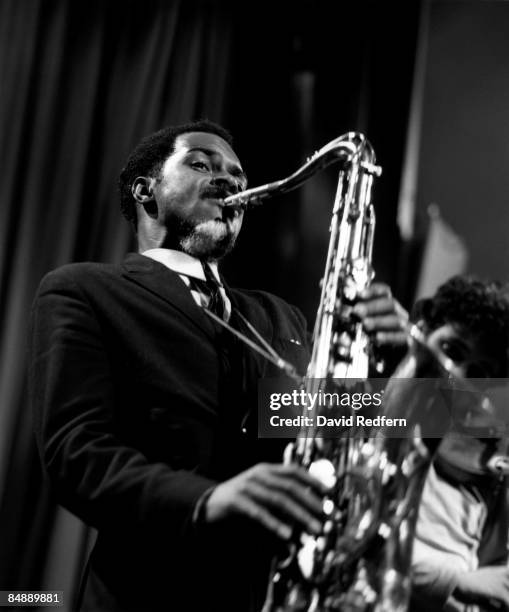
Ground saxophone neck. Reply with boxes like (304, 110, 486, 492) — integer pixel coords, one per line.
(223, 132, 381, 208)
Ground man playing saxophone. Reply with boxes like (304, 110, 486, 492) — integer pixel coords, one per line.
(29, 120, 408, 612)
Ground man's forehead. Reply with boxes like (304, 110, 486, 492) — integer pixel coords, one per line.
(431, 322, 497, 359)
(173, 131, 241, 164)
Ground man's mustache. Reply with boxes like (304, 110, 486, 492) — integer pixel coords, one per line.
(201, 186, 234, 200)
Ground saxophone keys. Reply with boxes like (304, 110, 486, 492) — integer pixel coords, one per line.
(308, 458, 337, 489)
(323, 499, 335, 516)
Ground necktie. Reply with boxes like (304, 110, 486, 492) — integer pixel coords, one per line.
(200, 262, 226, 320)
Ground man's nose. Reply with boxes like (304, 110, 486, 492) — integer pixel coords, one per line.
(450, 363, 468, 379)
(210, 174, 242, 194)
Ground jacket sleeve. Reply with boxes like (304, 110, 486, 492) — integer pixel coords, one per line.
(29, 267, 216, 542)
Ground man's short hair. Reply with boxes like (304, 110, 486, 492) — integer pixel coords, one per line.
(118, 119, 234, 227)
(412, 275, 509, 375)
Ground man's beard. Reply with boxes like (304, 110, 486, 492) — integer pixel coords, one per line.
(170, 216, 238, 261)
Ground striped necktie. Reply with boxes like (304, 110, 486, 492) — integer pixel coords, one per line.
(199, 262, 226, 320)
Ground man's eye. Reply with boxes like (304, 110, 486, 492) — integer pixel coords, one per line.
(191, 162, 209, 171)
(440, 340, 464, 363)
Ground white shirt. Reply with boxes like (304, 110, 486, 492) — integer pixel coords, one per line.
(412, 463, 488, 611)
(141, 248, 231, 321)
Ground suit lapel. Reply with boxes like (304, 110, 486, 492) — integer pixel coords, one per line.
(122, 253, 217, 340)
(122, 252, 274, 377)
(123, 255, 277, 428)
(226, 284, 273, 381)
(226, 285, 277, 429)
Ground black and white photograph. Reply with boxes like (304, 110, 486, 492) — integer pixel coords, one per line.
(1, 1, 509, 611)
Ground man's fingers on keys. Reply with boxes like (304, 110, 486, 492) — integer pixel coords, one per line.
(245, 481, 322, 535)
(358, 283, 392, 300)
(353, 297, 398, 318)
(273, 464, 331, 494)
(362, 314, 406, 332)
(375, 331, 408, 345)
(254, 471, 325, 517)
(234, 494, 293, 540)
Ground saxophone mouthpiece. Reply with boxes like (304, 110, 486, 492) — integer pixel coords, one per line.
(223, 195, 263, 209)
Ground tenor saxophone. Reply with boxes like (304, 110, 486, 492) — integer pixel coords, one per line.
(225, 133, 439, 612)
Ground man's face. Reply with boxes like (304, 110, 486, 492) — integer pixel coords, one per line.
(427, 327, 508, 469)
(425, 322, 500, 378)
(150, 131, 247, 259)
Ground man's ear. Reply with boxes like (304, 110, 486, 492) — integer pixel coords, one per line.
(132, 177, 155, 203)
(132, 177, 157, 217)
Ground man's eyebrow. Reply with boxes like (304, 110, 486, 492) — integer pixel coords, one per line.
(187, 146, 215, 156)
(186, 147, 247, 182)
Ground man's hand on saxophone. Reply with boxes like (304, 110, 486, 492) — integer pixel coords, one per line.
(330, 281, 409, 375)
(352, 282, 409, 347)
(201, 283, 407, 542)
(203, 463, 330, 540)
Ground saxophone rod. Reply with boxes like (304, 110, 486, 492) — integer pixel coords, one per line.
(223, 133, 382, 209)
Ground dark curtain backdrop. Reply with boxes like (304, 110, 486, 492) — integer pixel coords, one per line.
(0, 0, 420, 608)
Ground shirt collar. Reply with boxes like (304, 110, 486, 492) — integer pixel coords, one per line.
(141, 248, 221, 284)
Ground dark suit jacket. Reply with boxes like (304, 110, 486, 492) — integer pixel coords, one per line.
(29, 253, 310, 612)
